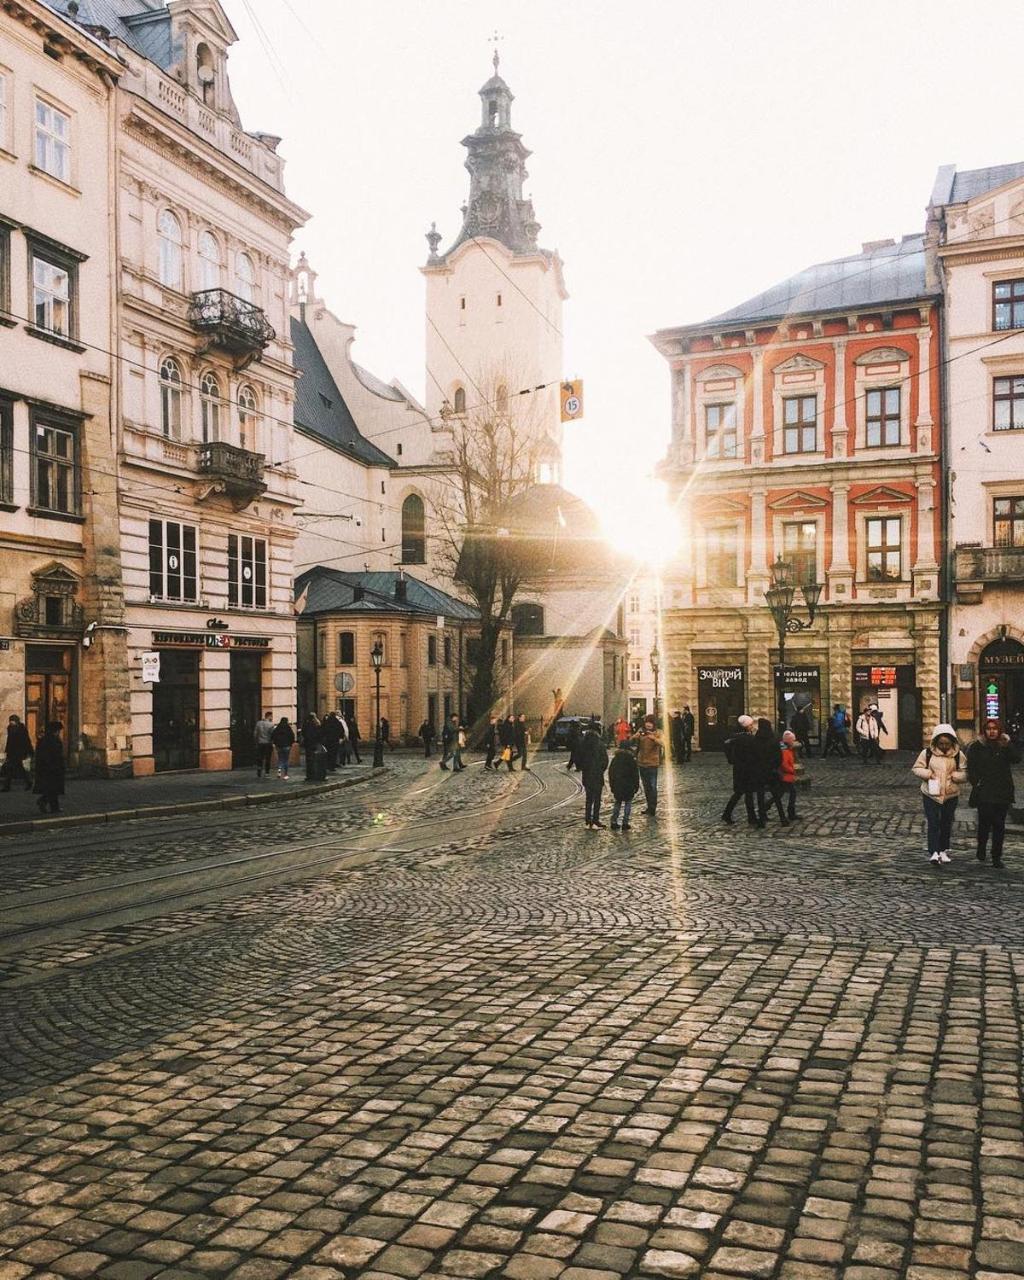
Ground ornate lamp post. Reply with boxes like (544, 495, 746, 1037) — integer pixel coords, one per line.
(650, 643, 661, 721)
(371, 640, 385, 768)
(764, 557, 823, 731)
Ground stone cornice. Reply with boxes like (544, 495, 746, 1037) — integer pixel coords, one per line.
(660, 454, 940, 489)
(1, 0, 124, 80)
(938, 236, 1024, 266)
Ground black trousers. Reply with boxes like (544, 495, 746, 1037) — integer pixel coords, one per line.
(584, 784, 603, 825)
(977, 801, 1008, 861)
(324, 743, 339, 771)
(757, 782, 786, 824)
(780, 781, 797, 818)
(723, 788, 756, 823)
(682, 736, 692, 762)
(484, 744, 495, 769)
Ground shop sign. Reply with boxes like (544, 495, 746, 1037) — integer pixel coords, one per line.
(141, 651, 161, 683)
(773, 666, 819, 685)
(152, 631, 270, 649)
(985, 680, 1001, 721)
(980, 653, 1024, 669)
(697, 666, 743, 688)
(854, 664, 912, 687)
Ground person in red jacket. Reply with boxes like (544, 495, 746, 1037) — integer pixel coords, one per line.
(779, 730, 799, 821)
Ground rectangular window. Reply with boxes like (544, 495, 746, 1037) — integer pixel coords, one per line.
(32, 253, 70, 336)
(993, 279, 1024, 332)
(0, 223, 9, 316)
(705, 402, 738, 458)
(782, 396, 817, 454)
(316, 628, 325, 668)
(227, 534, 267, 609)
(148, 518, 198, 601)
(443, 635, 452, 667)
(628, 593, 640, 613)
(31, 412, 79, 515)
(0, 397, 11, 503)
(865, 386, 901, 447)
(629, 627, 641, 647)
(629, 660, 642, 683)
(427, 633, 437, 666)
(993, 376, 1024, 431)
(706, 527, 738, 586)
(866, 517, 902, 582)
(338, 631, 355, 664)
(994, 497, 1024, 548)
(783, 521, 817, 586)
(0, 72, 8, 152)
(34, 98, 70, 182)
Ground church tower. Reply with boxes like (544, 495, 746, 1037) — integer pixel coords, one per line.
(422, 53, 567, 482)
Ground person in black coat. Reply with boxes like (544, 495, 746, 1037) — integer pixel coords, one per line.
(790, 706, 812, 757)
(753, 717, 789, 827)
(482, 716, 499, 770)
(321, 711, 344, 771)
(33, 721, 64, 814)
(608, 741, 640, 830)
(515, 714, 529, 772)
(577, 720, 609, 829)
(2, 714, 33, 791)
(722, 716, 758, 825)
(419, 719, 435, 759)
(270, 717, 295, 778)
(345, 714, 362, 764)
(967, 718, 1022, 867)
(301, 714, 327, 782)
(681, 706, 694, 762)
(565, 719, 582, 772)
(498, 714, 516, 773)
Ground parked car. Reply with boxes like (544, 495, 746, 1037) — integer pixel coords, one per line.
(546, 716, 601, 751)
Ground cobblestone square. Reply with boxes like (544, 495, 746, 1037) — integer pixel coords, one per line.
(1, 755, 1022, 1279)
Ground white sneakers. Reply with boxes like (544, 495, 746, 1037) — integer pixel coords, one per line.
(930, 852, 941, 863)
(929, 850, 953, 864)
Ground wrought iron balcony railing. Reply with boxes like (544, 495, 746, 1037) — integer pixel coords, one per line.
(197, 440, 266, 509)
(188, 288, 275, 362)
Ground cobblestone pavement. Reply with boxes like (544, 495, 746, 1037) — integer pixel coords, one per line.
(0, 755, 1022, 1280)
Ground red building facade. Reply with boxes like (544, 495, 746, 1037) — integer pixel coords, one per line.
(651, 236, 942, 751)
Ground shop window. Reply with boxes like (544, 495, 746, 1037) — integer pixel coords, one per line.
(865, 386, 901, 446)
(993, 376, 1024, 431)
(338, 631, 355, 664)
(228, 534, 267, 609)
(993, 497, 1024, 547)
(149, 518, 198, 601)
(993, 278, 1024, 331)
(30, 411, 79, 515)
(866, 516, 902, 581)
(782, 395, 818, 454)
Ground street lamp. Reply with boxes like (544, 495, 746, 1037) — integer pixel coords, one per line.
(371, 639, 384, 768)
(650, 642, 661, 721)
(764, 556, 822, 732)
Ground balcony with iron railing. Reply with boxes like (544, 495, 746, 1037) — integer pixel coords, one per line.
(188, 289, 275, 366)
(197, 440, 267, 509)
(954, 542, 1024, 599)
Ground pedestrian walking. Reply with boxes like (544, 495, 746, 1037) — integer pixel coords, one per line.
(722, 715, 758, 825)
(1, 714, 34, 792)
(632, 715, 664, 817)
(253, 710, 275, 779)
(856, 703, 884, 763)
(439, 713, 458, 770)
(419, 718, 435, 758)
(753, 718, 789, 827)
(578, 717, 608, 829)
(515, 713, 530, 771)
(346, 713, 362, 764)
(270, 716, 295, 779)
(380, 717, 392, 751)
(499, 714, 516, 772)
(669, 710, 683, 762)
(608, 737, 639, 831)
(301, 713, 327, 782)
(613, 715, 631, 746)
(824, 704, 851, 757)
(566, 718, 582, 771)
(321, 710, 344, 772)
(790, 705, 812, 757)
(966, 718, 1021, 868)
(779, 729, 799, 821)
(33, 721, 64, 814)
(681, 706, 694, 762)
(912, 723, 967, 865)
(482, 716, 499, 770)
(453, 722, 467, 772)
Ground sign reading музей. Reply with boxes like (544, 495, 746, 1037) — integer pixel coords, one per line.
(152, 631, 271, 648)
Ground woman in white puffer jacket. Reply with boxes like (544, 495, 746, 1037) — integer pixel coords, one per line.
(911, 724, 968, 865)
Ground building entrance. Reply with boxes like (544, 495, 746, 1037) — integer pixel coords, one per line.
(229, 651, 263, 768)
(979, 638, 1024, 739)
(25, 645, 74, 755)
(152, 650, 200, 772)
(697, 665, 745, 752)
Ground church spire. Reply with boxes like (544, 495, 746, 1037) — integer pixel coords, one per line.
(428, 54, 543, 263)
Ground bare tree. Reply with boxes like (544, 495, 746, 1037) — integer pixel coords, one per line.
(429, 369, 546, 726)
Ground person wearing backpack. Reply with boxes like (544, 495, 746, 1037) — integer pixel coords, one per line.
(911, 724, 968, 865)
(825, 704, 851, 757)
(967, 718, 1021, 867)
(608, 739, 640, 831)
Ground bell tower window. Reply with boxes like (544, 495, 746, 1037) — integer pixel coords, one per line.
(196, 43, 216, 105)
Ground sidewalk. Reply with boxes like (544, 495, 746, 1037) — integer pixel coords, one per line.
(0, 760, 381, 837)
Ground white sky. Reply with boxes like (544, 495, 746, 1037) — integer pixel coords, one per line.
(223, 0, 1024, 532)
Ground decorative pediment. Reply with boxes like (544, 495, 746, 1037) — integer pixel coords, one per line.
(768, 490, 828, 511)
(696, 364, 743, 382)
(851, 485, 913, 506)
(773, 354, 825, 373)
(14, 563, 83, 639)
(695, 496, 747, 517)
(170, 0, 239, 45)
(854, 346, 910, 365)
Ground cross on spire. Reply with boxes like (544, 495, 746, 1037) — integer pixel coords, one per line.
(488, 29, 502, 73)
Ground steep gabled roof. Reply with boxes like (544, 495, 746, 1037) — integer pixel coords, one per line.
(949, 161, 1024, 204)
(290, 317, 395, 468)
(295, 568, 479, 620)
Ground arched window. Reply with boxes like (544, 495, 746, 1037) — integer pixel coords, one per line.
(511, 602, 544, 636)
(453, 386, 466, 415)
(197, 230, 220, 291)
(401, 493, 426, 564)
(496, 384, 509, 416)
(199, 370, 221, 443)
(237, 384, 258, 451)
(235, 252, 256, 303)
(159, 356, 183, 439)
(158, 210, 182, 289)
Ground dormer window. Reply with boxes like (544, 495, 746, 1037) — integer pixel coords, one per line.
(196, 42, 216, 105)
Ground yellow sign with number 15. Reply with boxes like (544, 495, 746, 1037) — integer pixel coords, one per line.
(560, 380, 584, 422)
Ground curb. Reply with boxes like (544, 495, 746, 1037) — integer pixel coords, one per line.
(0, 768, 386, 839)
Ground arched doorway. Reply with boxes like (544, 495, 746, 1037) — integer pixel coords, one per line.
(979, 637, 1024, 740)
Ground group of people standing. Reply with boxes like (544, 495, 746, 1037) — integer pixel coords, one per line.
(573, 715, 664, 831)
(1, 714, 65, 813)
(253, 710, 363, 782)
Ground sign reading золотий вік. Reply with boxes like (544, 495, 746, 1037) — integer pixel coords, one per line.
(698, 667, 742, 688)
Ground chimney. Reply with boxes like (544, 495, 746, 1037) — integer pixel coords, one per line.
(395, 578, 407, 602)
